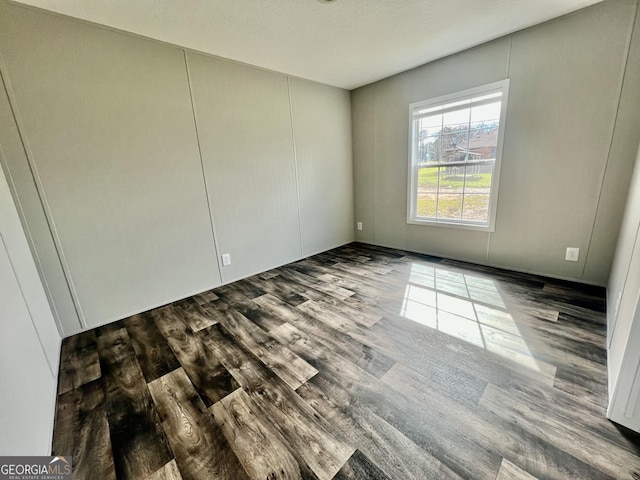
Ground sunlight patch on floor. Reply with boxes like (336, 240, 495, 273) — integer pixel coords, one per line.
(400, 264, 542, 372)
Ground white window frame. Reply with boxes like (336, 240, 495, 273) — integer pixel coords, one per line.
(407, 79, 510, 232)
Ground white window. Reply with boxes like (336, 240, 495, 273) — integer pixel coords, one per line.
(407, 79, 509, 231)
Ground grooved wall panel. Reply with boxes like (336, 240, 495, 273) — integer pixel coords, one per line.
(186, 52, 302, 284)
(490, 0, 634, 281)
(582, 1, 640, 285)
(351, 85, 375, 244)
(372, 73, 411, 250)
(0, 66, 80, 332)
(0, 3, 220, 328)
(289, 78, 354, 256)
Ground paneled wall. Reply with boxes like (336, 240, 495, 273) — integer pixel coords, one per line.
(0, 69, 79, 334)
(0, 164, 58, 454)
(0, 1, 353, 333)
(289, 78, 353, 256)
(352, 0, 640, 285)
(186, 54, 302, 283)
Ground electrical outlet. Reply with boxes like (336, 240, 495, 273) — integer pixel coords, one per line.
(357, 222, 363, 231)
(221, 253, 231, 266)
(565, 247, 579, 262)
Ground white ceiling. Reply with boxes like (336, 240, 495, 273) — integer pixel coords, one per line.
(15, 0, 604, 90)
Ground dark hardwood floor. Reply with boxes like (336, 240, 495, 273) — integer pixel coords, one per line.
(52, 242, 640, 479)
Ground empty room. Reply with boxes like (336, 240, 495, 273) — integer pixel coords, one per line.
(2, 0, 640, 478)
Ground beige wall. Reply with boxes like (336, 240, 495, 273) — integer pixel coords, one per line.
(289, 78, 354, 257)
(186, 54, 302, 284)
(0, 1, 353, 332)
(352, 0, 640, 285)
(0, 71, 80, 333)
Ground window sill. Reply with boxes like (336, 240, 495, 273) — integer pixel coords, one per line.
(407, 218, 495, 233)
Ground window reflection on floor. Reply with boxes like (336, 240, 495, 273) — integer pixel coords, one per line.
(399, 263, 547, 373)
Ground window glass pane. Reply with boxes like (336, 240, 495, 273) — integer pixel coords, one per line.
(418, 166, 439, 192)
(464, 164, 492, 195)
(439, 166, 464, 194)
(422, 135, 443, 163)
(441, 131, 469, 163)
(467, 126, 498, 161)
(417, 166, 439, 218)
(462, 194, 490, 223)
(443, 107, 470, 130)
(417, 195, 438, 218)
(470, 101, 500, 127)
(436, 193, 463, 220)
(419, 114, 443, 137)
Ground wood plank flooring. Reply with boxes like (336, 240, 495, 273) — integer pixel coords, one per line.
(52, 242, 640, 479)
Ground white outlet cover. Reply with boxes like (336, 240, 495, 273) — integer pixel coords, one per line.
(357, 222, 363, 231)
(221, 253, 231, 266)
(565, 247, 579, 262)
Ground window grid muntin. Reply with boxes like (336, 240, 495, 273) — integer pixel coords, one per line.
(408, 80, 509, 231)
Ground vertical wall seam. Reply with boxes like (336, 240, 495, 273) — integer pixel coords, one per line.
(372, 85, 377, 244)
(0, 51, 86, 331)
(0, 111, 63, 335)
(407, 77, 413, 249)
(484, 35, 513, 264)
(580, 2, 638, 281)
(505, 36, 512, 77)
(287, 76, 305, 257)
(350, 91, 357, 240)
(183, 50, 225, 284)
(487, 36, 513, 263)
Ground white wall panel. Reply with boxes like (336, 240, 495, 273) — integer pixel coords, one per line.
(0, 67, 80, 333)
(0, 234, 56, 454)
(0, 155, 60, 372)
(289, 79, 353, 256)
(186, 52, 302, 283)
(0, 166, 57, 454)
(0, 4, 220, 328)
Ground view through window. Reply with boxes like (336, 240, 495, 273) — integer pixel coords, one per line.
(408, 80, 509, 230)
